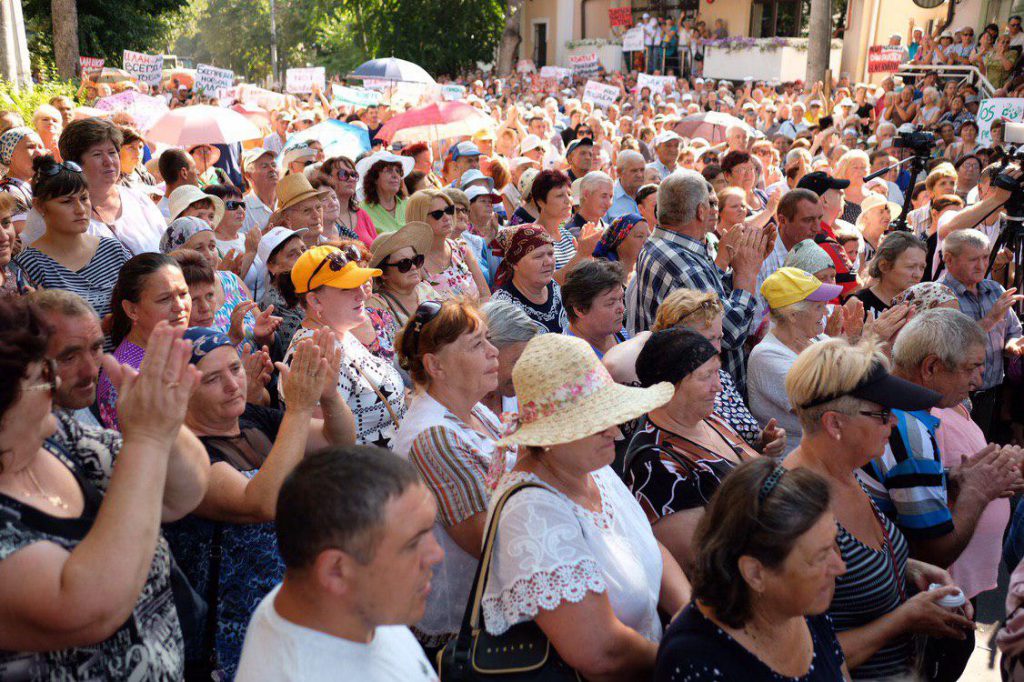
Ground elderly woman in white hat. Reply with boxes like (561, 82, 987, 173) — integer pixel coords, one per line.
(358, 150, 414, 234)
(854, 192, 901, 269)
(270, 173, 330, 248)
(479, 334, 691, 679)
(281, 143, 318, 176)
(362, 220, 440, 349)
(168, 183, 225, 230)
(257, 226, 309, 349)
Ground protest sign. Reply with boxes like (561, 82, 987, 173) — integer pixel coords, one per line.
(79, 57, 104, 79)
(622, 27, 644, 52)
(637, 72, 675, 94)
(95, 91, 168, 132)
(441, 84, 467, 101)
(331, 84, 383, 108)
(516, 59, 536, 74)
(583, 80, 619, 109)
(867, 46, 905, 74)
(569, 52, 600, 77)
(609, 6, 632, 27)
(238, 84, 291, 111)
(196, 64, 234, 95)
(977, 98, 1024, 147)
(285, 67, 326, 94)
(539, 66, 572, 81)
(122, 50, 163, 86)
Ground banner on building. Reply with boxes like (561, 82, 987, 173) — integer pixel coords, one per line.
(569, 52, 600, 77)
(867, 46, 905, 74)
(583, 80, 619, 109)
(622, 27, 644, 52)
(637, 72, 675, 93)
(977, 98, 1024, 147)
(285, 67, 326, 94)
(122, 50, 163, 86)
(609, 6, 632, 27)
(539, 65, 572, 81)
(196, 64, 234, 95)
(79, 57, 104, 79)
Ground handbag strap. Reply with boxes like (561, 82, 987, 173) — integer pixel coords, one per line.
(353, 362, 401, 429)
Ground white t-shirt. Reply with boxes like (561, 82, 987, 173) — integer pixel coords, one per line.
(236, 585, 438, 682)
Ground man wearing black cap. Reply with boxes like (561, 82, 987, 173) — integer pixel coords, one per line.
(565, 137, 594, 182)
(796, 171, 858, 297)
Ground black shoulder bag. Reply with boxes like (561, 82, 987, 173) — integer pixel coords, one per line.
(438, 481, 582, 681)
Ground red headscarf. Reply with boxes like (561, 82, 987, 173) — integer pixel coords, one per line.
(491, 224, 554, 288)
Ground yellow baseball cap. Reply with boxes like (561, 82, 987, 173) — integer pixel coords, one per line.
(290, 245, 381, 294)
(761, 267, 843, 309)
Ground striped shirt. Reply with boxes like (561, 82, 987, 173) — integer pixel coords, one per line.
(14, 237, 131, 318)
(627, 227, 756, 393)
(553, 225, 577, 271)
(858, 409, 954, 540)
(830, 505, 913, 680)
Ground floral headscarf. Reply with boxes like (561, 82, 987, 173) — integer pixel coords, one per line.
(0, 127, 39, 172)
(593, 213, 644, 260)
(890, 281, 958, 311)
(491, 224, 554, 287)
(160, 216, 213, 253)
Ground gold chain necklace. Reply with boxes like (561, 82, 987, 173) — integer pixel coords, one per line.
(23, 467, 70, 511)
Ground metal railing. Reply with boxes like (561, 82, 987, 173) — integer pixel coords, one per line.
(893, 63, 996, 99)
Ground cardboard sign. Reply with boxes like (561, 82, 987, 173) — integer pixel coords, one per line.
(94, 91, 168, 131)
(285, 67, 326, 94)
(331, 84, 382, 108)
(867, 46, 905, 74)
(238, 84, 292, 111)
(362, 78, 391, 91)
(622, 27, 644, 52)
(441, 84, 467, 101)
(609, 6, 632, 27)
(583, 80, 619, 109)
(79, 56, 104, 79)
(196, 64, 234, 95)
(122, 50, 163, 86)
(516, 59, 536, 74)
(637, 72, 675, 93)
(539, 65, 572, 81)
(977, 98, 1024, 147)
(569, 52, 600, 77)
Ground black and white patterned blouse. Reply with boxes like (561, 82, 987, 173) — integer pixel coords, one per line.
(281, 327, 406, 449)
(0, 411, 184, 680)
(492, 280, 569, 335)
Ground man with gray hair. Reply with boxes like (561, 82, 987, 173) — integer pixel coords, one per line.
(481, 299, 542, 411)
(606, 150, 646, 221)
(566, 171, 614, 239)
(939, 228, 1024, 433)
(627, 170, 768, 392)
(860, 308, 1022, 585)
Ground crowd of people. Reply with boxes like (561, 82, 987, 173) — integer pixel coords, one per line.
(4, 12, 1024, 682)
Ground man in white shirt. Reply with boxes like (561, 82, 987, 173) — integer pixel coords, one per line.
(236, 446, 443, 682)
(643, 13, 660, 70)
(241, 148, 279, 234)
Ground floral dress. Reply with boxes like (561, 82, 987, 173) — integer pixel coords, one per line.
(97, 339, 146, 430)
(424, 238, 480, 300)
(213, 270, 256, 337)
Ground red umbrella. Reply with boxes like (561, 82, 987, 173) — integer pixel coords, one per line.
(376, 101, 493, 144)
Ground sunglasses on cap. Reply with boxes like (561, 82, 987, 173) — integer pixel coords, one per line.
(385, 253, 425, 273)
(305, 244, 363, 292)
(427, 205, 456, 220)
(224, 200, 246, 211)
(37, 160, 82, 176)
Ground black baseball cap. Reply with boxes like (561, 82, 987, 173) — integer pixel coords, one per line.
(797, 171, 851, 197)
(800, 362, 941, 411)
(565, 137, 594, 158)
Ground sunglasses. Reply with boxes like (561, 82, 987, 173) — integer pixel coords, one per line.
(409, 300, 443, 340)
(37, 160, 82, 176)
(305, 244, 362, 291)
(336, 169, 359, 180)
(24, 359, 58, 396)
(224, 200, 246, 211)
(856, 408, 893, 424)
(385, 253, 425, 273)
(427, 205, 456, 221)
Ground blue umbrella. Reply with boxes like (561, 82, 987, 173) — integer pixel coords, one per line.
(286, 120, 371, 162)
(349, 57, 435, 85)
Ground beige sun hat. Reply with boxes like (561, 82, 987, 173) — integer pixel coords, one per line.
(855, 192, 901, 230)
(497, 334, 673, 447)
(369, 221, 433, 269)
(167, 184, 225, 226)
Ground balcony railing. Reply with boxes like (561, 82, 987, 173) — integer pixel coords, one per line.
(894, 63, 996, 99)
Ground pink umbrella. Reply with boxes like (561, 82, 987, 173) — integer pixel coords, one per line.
(146, 104, 262, 147)
(376, 101, 493, 144)
(673, 112, 754, 144)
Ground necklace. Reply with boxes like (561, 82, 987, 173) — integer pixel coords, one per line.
(23, 466, 70, 511)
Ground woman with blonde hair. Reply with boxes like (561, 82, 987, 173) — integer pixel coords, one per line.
(405, 189, 489, 300)
(783, 337, 972, 679)
(835, 149, 871, 224)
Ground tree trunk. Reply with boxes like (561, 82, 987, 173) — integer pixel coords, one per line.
(496, 0, 524, 77)
(805, 0, 831, 85)
(51, 0, 79, 80)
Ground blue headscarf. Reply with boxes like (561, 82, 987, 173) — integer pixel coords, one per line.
(593, 213, 645, 260)
(182, 327, 234, 365)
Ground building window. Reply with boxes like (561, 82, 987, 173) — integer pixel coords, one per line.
(749, 0, 808, 38)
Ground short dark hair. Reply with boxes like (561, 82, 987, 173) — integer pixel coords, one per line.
(530, 169, 571, 207)
(692, 458, 832, 628)
(158, 149, 193, 186)
(560, 260, 625, 322)
(275, 446, 422, 569)
(701, 164, 723, 182)
(720, 150, 752, 176)
(58, 118, 122, 164)
(204, 182, 243, 200)
(777, 188, 820, 221)
(170, 248, 216, 287)
(31, 155, 88, 202)
(635, 183, 659, 205)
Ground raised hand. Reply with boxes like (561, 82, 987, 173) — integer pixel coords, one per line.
(841, 297, 865, 339)
(311, 327, 343, 400)
(241, 344, 273, 404)
(864, 303, 914, 344)
(252, 305, 283, 345)
(219, 250, 243, 275)
(758, 418, 787, 457)
(275, 339, 329, 413)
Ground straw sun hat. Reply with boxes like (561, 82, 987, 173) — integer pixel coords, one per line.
(497, 334, 673, 447)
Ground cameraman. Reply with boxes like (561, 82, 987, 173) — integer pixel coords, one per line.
(937, 163, 1017, 282)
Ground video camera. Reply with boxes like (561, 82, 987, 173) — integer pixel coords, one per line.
(892, 126, 935, 157)
(991, 122, 1024, 221)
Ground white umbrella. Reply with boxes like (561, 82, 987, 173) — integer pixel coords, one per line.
(146, 104, 262, 147)
(673, 112, 754, 144)
(349, 57, 436, 85)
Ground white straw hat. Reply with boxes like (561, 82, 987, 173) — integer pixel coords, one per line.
(167, 185, 225, 226)
(498, 335, 673, 447)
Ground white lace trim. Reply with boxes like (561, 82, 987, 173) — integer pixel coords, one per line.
(480, 557, 607, 636)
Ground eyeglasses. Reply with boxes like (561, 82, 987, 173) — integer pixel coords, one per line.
(427, 205, 456, 220)
(856, 408, 893, 424)
(224, 200, 246, 211)
(454, 206, 469, 216)
(305, 244, 362, 292)
(24, 359, 58, 396)
(385, 253, 425, 273)
(336, 169, 359, 180)
(37, 160, 82, 177)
